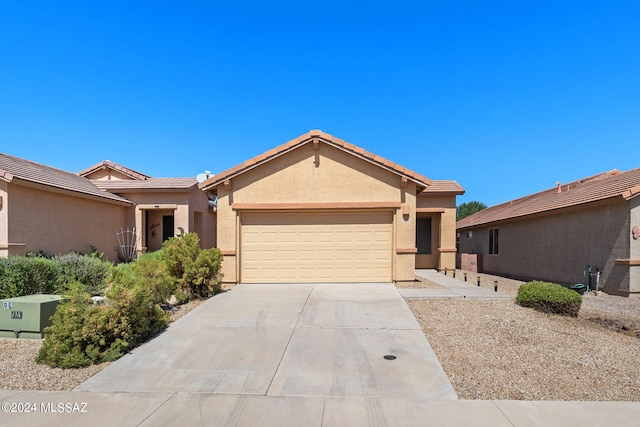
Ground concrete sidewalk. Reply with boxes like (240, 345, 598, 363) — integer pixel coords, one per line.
(2, 390, 640, 426)
(2, 282, 640, 426)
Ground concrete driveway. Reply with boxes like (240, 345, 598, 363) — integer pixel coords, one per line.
(78, 283, 457, 400)
(4, 282, 640, 426)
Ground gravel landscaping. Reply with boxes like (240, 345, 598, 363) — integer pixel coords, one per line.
(2, 275, 639, 401)
(404, 270, 640, 400)
(0, 299, 204, 391)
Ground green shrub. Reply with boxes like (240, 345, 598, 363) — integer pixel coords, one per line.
(105, 268, 168, 344)
(131, 252, 176, 304)
(159, 233, 201, 279)
(0, 256, 62, 298)
(159, 233, 223, 301)
(37, 276, 169, 368)
(54, 253, 111, 296)
(516, 281, 582, 317)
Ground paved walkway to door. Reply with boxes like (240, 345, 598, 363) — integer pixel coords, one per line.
(398, 269, 511, 299)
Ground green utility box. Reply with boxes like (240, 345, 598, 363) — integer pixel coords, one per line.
(0, 294, 65, 339)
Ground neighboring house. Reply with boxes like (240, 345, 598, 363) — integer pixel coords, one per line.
(199, 130, 463, 285)
(79, 161, 216, 255)
(0, 154, 133, 260)
(457, 169, 640, 297)
(0, 155, 215, 261)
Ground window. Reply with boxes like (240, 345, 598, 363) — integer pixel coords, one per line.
(416, 217, 432, 254)
(466, 231, 472, 239)
(489, 228, 499, 255)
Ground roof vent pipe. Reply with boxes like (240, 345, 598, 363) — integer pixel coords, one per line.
(556, 182, 562, 194)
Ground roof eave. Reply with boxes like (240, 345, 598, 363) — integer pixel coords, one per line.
(320, 137, 432, 188)
(456, 194, 626, 230)
(420, 190, 465, 197)
(200, 132, 432, 191)
(0, 169, 14, 183)
(622, 185, 640, 200)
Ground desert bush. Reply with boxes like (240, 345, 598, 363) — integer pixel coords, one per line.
(37, 276, 168, 368)
(183, 248, 223, 298)
(131, 251, 176, 304)
(0, 256, 61, 298)
(159, 233, 222, 301)
(516, 281, 582, 317)
(54, 253, 111, 296)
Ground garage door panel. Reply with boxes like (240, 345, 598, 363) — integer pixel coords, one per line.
(241, 211, 392, 283)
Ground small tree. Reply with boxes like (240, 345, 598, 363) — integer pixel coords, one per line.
(457, 201, 488, 221)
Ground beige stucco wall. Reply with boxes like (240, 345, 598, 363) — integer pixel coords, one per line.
(458, 200, 636, 296)
(214, 143, 419, 284)
(188, 187, 216, 249)
(0, 181, 8, 258)
(6, 182, 130, 261)
(628, 196, 640, 295)
(111, 188, 217, 254)
(416, 194, 458, 270)
(83, 169, 135, 181)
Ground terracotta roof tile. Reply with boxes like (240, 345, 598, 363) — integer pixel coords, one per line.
(78, 161, 150, 180)
(421, 180, 465, 195)
(343, 142, 356, 151)
(93, 178, 197, 191)
(332, 137, 347, 147)
(382, 159, 395, 168)
(0, 169, 14, 182)
(0, 153, 133, 204)
(457, 169, 640, 230)
(199, 130, 434, 190)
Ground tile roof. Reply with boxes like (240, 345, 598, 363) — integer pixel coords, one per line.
(78, 161, 151, 180)
(93, 178, 198, 191)
(420, 180, 465, 196)
(0, 153, 133, 204)
(199, 130, 433, 190)
(457, 168, 640, 230)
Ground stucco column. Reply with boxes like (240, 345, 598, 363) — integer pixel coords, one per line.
(438, 206, 458, 270)
(0, 182, 8, 257)
(135, 207, 146, 255)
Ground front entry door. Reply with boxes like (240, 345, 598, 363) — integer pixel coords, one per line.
(162, 215, 175, 242)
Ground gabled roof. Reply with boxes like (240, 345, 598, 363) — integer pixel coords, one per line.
(78, 160, 151, 181)
(200, 130, 432, 191)
(93, 178, 198, 191)
(457, 168, 640, 230)
(420, 180, 465, 196)
(0, 153, 133, 204)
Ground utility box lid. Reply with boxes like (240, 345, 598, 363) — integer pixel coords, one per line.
(0, 294, 65, 339)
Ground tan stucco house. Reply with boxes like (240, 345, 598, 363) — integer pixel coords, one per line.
(199, 130, 463, 285)
(457, 169, 640, 297)
(0, 155, 215, 261)
(1, 130, 463, 283)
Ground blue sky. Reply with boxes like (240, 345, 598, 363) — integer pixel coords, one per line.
(1, 1, 638, 207)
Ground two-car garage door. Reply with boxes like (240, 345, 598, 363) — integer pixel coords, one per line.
(240, 211, 392, 283)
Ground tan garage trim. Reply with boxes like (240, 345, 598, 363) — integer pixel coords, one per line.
(232, 202, 401, 210)
(416, 208, 445, 213)
(396, 247, 418, 254)
(240, 211, 393, 283)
